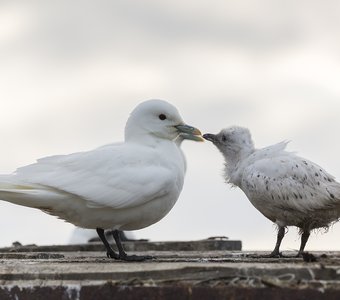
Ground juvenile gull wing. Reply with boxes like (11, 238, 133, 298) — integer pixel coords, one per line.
(241, 153, 340, 221)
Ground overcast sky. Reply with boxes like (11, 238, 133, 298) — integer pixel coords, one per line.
(1, 0, 340, 251)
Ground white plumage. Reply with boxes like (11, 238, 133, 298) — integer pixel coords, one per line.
(0, 99, 202, 260)
(204, 126, 340, 257)
(67, 131, 199, 246)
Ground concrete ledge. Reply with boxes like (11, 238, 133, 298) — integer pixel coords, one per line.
(0, 240, 340, 299)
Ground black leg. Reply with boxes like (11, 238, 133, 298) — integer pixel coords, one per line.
(269, 226, 286, 257)
(96, 228, 119, 259)
(112, 230, 154, 261)
(297, 230, 310, 257)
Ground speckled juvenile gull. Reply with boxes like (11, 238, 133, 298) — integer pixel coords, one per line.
(0, 99, 203, 261)
(204, 126, 340, 257)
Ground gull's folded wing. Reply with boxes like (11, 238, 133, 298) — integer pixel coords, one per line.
(1, 143, 180, 210)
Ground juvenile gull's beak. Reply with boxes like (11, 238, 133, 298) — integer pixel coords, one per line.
(175, 124, 204, 142)
(203, 133, 217, 143)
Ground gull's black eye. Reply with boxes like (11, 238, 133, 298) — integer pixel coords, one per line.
(159, 114, 167, 120)
(222, 135, 227, 142)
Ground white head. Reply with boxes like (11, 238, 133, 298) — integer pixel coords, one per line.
(203, 126, 255, 163)
(125, 99, 203, 143)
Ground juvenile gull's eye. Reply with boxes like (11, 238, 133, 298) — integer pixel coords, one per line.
(159, 114, 167, 120)
(222, 135, 227, 142)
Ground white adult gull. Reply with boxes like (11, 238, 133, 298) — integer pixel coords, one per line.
(0, 99, 203, 261)
(68, 132, 202, 245)
(204, 126, 340, 257)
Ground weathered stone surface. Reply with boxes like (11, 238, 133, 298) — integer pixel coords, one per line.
(0, 240, 340, 299)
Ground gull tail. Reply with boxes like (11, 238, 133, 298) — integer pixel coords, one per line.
(0, 176, 68, 210)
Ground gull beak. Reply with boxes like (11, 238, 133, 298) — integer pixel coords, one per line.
(203, 133, 217, 143)
(175, 124, 204, 142)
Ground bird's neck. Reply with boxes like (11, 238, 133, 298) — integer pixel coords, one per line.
(223, 149, 254, 185)
(125, 132, 166, 147)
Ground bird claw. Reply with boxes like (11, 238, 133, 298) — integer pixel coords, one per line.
(119, 254, 154, 262)
(267, 251, 284, 258)
(106, 250, 119, 259)
(300, 251, 317, 261)
(248, 252, 284, 259)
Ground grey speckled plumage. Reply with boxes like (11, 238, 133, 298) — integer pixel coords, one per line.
(204, 126, 340, 257)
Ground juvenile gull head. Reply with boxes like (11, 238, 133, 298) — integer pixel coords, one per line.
(204, 127, 254, 165)
(204, 126, 340, 257)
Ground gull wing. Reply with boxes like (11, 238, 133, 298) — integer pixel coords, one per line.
(7, 143, 179, 210)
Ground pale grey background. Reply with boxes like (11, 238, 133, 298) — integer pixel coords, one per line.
(1, 0, 340, 250)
